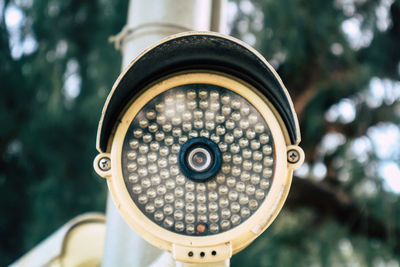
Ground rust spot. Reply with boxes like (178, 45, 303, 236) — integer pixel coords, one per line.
(196, 223, 206, 233)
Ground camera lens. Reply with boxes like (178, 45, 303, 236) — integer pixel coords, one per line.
(178, 137, 222, 182)
(187, 147, 212, 172)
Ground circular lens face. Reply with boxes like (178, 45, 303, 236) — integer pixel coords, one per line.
(188, 147, 211, 172)
(122, 84, 274, 236)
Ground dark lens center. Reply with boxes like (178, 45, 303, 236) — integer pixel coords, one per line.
(192, 151, 207, 167)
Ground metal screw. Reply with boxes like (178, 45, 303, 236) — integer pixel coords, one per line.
(99, 157, 111, 171)
(287, 149, 300, 164)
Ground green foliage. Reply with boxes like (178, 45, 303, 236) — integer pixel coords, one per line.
(0, 0, 127, 264)
(230, 0, 400, 265)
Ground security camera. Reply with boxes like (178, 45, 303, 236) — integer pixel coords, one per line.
(94, 32, 304, 264)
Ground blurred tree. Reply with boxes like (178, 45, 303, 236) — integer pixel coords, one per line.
(230, 0, 400, 266)
(0, 0, 127, 264)
(0, 0, 399, 266)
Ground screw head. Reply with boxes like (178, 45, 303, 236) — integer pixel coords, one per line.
(287, 149, 300, 164)
(99, 157, 111, 171)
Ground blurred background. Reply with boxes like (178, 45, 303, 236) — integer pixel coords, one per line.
(1, 0, 399, 266)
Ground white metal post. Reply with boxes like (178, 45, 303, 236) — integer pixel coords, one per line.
(102, 1, 226, 266)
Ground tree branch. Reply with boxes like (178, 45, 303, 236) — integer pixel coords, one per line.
(286, 176, 399, 249)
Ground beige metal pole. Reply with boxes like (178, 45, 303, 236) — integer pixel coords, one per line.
(103, 1, 227, 266)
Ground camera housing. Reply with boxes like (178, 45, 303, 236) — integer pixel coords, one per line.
(94, 32, 304, 263)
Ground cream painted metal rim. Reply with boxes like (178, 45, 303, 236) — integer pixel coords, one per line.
(108, 71, 291, 253)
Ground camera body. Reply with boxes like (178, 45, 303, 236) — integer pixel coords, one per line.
(94, 32, 304, 263)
